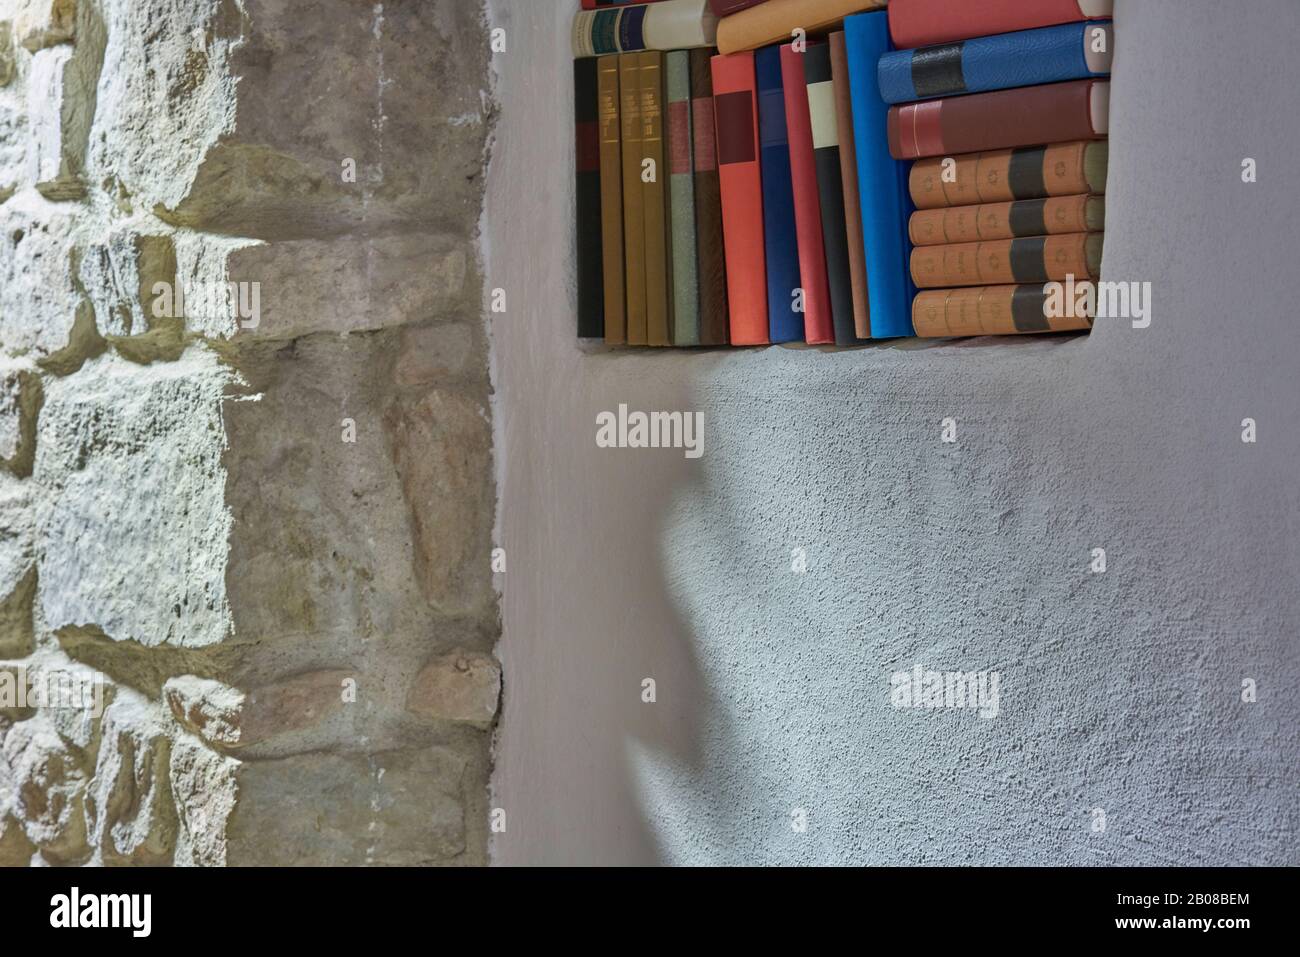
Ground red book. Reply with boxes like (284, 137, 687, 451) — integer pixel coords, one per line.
(711, 52, 769, 345)
(583, 0, 671, 8)
(709, 0, 768, 15)
(888, 0, 1113, 49)
(778, 44, 832, 345)
(887, 79, 1109, 160)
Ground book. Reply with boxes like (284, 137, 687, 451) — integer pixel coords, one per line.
(584, 0, 670, 7)
(845, 11, 914, 338)
(829, 31, 870, 339)
(889, 0, 1114, 50)
(878, 20, 1113, 104)
(909, 194, 1105, 246)
(804, 40, 858, 346)
(887, 78, 1109, 160)
(666, 51, 699, 346)
(598, 56, 627, 344)
(910, 141, 1108, 209)
(640, 52, 673, 346)
(709, 0, 768, 14)
(620, 54, 648, 345)
(755, 46, 803, 344)
(780, 44, 833, 345)
(912, 283, 1094, 337)
(575, 59, 605, 339)
(711, 52, 769, 345)
(690, 49, 729, 345)
(718, 0, 888, 56)
(910, 232, 1104, 288)
(573, 0, 719, 57)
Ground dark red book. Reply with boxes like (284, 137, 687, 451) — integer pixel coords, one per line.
(889, 0, 1113, 49)
(709, 0, 768, 14)
(887, 79, 1109, 160)
(778, 43, 832, 345)
(711, 52, 768, 345)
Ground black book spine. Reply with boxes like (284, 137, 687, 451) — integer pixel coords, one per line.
(575, 58, 605, 338)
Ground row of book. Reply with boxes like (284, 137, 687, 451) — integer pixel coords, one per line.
(573, 0, 1113, 345)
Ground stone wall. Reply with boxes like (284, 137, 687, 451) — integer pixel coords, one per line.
(1, 0, 498, 866)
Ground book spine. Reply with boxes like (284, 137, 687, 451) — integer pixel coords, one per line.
(709, 0, 767, 15)
(640, 52, 674, 346)
(889, 0, 1112, 50)
(575, 59, 605, 339)
(802, 41, 856, 347)
(910, 232, 1103, 288)
(781, 44, 833, 345)
(666, 51, 699, 346)
(711, 52, 769, 345)
(620, 54, 648, 345)
(912, 283, 1094, 337)
(888, 78, 1107, 160)
(585, 0, 669, 8)
(878, 20, 1112, 104)
(718, 0, 889, 55)
(829, 31, 871, 339)
(755, 46, 803, 344)
(690, 49, 728, 346)
(909, 141, 1108, 209)
(598, 56, 627, 344)
(910, 194, 1103, 246)
(845, 10, 914, 338)
(573, 0, 719, 57)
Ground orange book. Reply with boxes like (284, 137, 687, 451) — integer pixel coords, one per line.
(711, 52, 768, 345)
(910, 233, 1103, 288)
(912, 284, 1093, 337)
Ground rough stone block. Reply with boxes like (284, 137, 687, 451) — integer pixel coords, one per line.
(2, 715, 89, 862)
(83, 697, 177, 864)
(211, 232, 471, 342)
(168, 734, 236, 867)
(34, 349, 233, 649)
(0, 360, 41, 476)
(151, 0, 490, 240)
(384, 389, 495, 617)
(0, 476, 35, 657)
(407, 651, 500, 729)
(164, 669, 355, 756)
(0, 743, 38, 865)
(0, 201, 89, 363)
(78, 230, 178, 341)
(225, 747, 469, 866)
(13, 0, 76, 52)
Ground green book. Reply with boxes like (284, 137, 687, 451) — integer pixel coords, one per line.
(665, 50, 699, 346)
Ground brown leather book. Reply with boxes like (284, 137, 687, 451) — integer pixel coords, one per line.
(620, 54, 648, 345)
(911, 232, 1103, 288)
(829, 31, 869, 339)
(910, 194, 1105, 246)
(640, 51, 674, 346)
(598, 57, 626, 344)
(910, 141, 1108, 210)
(888, 79, 1108, 160)
(690, 48, 729, 345)
(912, 284, 1094, 337)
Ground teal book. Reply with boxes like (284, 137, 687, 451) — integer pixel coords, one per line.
(666, 50, 699, 346)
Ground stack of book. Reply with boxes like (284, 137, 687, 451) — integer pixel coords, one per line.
(572, 0, 1112, 346)
(883, 0, 1113, 337)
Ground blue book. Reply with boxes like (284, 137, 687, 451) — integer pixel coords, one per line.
(844, 12, 914, 338)
(877, 21, 1114, 105)
(755, 46, 803, 344)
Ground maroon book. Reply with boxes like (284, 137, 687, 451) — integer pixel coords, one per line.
(887, 79, 1109, 160)
(709, 0, 768, 15)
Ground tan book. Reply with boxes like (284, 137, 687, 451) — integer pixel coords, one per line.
(910, 232, 1103, 288)
(913, 284, 1094, 337)
(620, 54, 648, 345)
(598, 57, 626, 344)
(909, 140, 1108, 210)
(640, 51, 673, 347)
(910, 194, 1105, 246)
(717, 0, 887, 55)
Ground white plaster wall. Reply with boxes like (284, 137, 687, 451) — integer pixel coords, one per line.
(486, 0, 1299, 865)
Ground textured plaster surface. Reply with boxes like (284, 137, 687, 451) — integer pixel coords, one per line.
(488, 0, 1299, 864)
